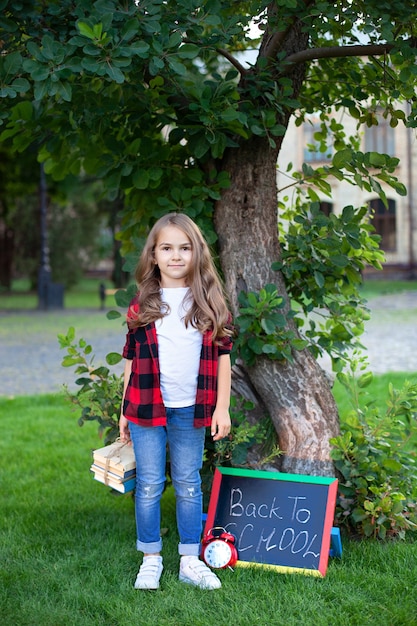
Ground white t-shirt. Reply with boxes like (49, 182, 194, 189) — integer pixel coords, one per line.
(155, 288, 203, 408)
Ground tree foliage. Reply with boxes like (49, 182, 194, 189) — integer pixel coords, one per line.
(1, 1, 415, 238)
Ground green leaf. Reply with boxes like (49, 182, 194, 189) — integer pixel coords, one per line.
(357, 372, 373, 388)
(62, 355, 84, 367)
(177, 43, 199, 59)
(106, 310, 122, 320)
(262, 344, 278, 355)
(106, 352, 123, 365)
(90, 366, 110, 377)
(0, 86, 17, 97)
(132, 168, 150, 189)
(260, 318, 276, 334)
(75, 377, 93, 386)
(314, 270, 324, 288)
(332, 148, 353, 169)
(11, 78, 30, 93)
(106, 64, 125, 83)
(382, 458, 403, 472)
(130, 41, 151, 57)
(56, 81, 72, 101)
(367, 152, 386, 167)
(81, 57, 101, 72)
(248, 336, 264, 354)
(331, 255, 349, 268)
(115, 288, 133, 307)
(231, 443, 249, 466)
(166, 57, 187, 76)
(167, 31, 182, 48)
(77, 21, 96, 40)
(41, 35, 57, 61)
(250, 124, 264, 136)
(4, 51, 22, 75)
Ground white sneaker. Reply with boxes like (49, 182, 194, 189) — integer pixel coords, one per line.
(179, 556, 221, 590)
(134, 555, 163, 590)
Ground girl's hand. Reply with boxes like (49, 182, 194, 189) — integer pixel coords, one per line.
(211, 408, 231, 441)
(119, 415, 131, 443)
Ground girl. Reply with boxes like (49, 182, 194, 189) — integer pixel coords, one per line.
(119, 213, 233, 591)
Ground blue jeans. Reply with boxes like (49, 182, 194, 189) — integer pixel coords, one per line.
(129, 406, 206, 556)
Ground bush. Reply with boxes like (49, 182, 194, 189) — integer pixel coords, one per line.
(58, 327, 124, 444)
(330, 363, 417, 539)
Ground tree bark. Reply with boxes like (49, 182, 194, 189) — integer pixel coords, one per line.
(0, 225, 14, 290)
(214, 136, 340, 476)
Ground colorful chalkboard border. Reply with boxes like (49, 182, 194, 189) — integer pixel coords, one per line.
(204, 466, 338, 577)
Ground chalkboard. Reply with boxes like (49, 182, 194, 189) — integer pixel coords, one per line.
(204, 467, 338, 577)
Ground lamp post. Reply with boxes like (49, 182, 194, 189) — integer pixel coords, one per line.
(37, 163, 64, 309)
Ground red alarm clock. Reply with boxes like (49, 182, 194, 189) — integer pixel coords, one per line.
(201, 527, 238, 570)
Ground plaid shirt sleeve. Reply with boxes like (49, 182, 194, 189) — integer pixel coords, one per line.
(122, 298, 166, 426)
(194, 329, 233, 428)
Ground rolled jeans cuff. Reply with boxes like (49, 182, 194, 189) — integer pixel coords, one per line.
(136, 538, 163, 554)
(178, 543, 200, 557)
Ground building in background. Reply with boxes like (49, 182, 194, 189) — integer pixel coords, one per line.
(277, 105, 417, 277)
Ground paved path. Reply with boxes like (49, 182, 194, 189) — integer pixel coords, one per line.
(0, 309, 126, 397)
(1, 291, 417, 397)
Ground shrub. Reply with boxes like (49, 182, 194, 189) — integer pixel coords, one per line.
(58, 326, 124, 444)
(330, 364, 417, 539)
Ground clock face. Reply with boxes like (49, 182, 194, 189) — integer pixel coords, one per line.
(203, 539, 233, 569)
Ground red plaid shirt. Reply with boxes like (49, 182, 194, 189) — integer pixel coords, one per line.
(122, 298, 233, 428)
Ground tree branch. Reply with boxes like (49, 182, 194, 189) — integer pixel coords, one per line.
(216, 47, 248, 75)
(259, 0, 317, 61)
(284, 43, 395, 66)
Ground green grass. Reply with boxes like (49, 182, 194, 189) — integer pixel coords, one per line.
(333, 371, 417, 421)
(0, 278, 118, 310)
(1, 393, 417, 626)
(359, 279, 417, 300)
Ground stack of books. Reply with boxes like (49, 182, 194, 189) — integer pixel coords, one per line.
(90, 440, 136, 493)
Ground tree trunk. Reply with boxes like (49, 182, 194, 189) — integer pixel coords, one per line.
(0, 224, 14, 289)
(214, 136, 340, 477)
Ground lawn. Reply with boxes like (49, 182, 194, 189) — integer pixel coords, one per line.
(1, 393, 417, 626)
(0, 277, 119, 310)
(1, 277, 417, 624)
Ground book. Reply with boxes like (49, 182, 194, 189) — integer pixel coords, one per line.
(92, 440, 136, 474)
(90, 464, 136, 482)
(91, 470, 136, 493)
(91, 460, 136, 479)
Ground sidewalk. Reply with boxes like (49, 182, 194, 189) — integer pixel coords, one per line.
(1, 291, 417, 397)
(0, 309, 125, 397)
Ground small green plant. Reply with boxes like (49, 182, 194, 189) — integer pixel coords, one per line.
(330, 362, 417, 539)
(201, 395, 281, 508)
(233, 283, 307, 365)
(206, 396, 281, 469)
(58, 326, 124, 444)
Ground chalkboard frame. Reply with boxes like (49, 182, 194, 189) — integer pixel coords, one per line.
(204, 467, 338, 577)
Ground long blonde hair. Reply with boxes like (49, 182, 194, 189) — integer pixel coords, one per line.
(129, 213, 232, 341)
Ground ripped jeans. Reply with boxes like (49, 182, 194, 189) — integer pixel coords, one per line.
(129, 406, 206, 556)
